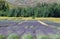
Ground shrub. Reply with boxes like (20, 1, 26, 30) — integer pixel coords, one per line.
(7, 34, 20, 39)
(21, 33, 34, 39)
(41, 35, 51, 39)
(52, 35, 60, 39)
(36, 34, 43, 39)
(0, 34, 5, 39)
(36, 34, 51, 39)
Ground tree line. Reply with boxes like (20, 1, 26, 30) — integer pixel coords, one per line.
(0, 0, 60, 18)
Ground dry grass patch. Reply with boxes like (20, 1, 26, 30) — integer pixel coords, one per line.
(0, 17, 60, 23)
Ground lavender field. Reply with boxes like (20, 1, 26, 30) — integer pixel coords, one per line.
(0, 20, 60, 39)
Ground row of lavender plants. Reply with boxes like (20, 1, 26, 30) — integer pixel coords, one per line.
(0, 0, 60, 18)
(0, 33, 60, 39)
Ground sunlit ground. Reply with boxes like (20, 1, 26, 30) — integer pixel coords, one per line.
(0, 17, 60, 23)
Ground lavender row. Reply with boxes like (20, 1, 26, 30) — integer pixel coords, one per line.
(0, 20, 60, 35)
(0, 20, 25, 27)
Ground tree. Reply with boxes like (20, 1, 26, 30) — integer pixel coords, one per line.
(0, 0, 7, 11)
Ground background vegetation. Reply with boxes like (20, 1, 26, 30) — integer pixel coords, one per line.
(0, 0, 60, 18)
(0, 33, 60, 39)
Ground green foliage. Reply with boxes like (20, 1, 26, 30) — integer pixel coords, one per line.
(7, 34, 20, 39)
(0, 0, 7, 11)
(41, 35, 51, 39)
(52, 35, 60, 39)
(0, 34, 5, 39)
(21, 33, 34, 39)
(0, 2, 60, 17)
(36, 34, 51, 39)
(55, 37, 60, 39)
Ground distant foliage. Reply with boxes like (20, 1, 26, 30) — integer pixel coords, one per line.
(0, 1, 60, 17)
